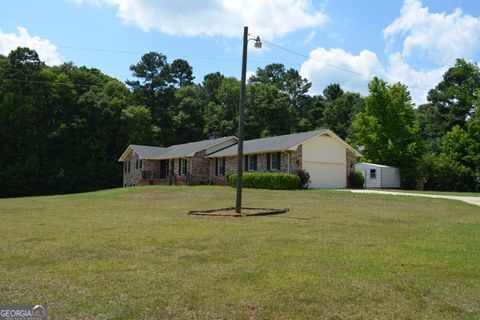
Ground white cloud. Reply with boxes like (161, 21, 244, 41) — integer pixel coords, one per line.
(302, 30, 316, 45)
(300, 48, 384, 95)
(75, 0, 327, 39)
(300, 48, 445, 105)
(384, 53, 447, 105)
(383, 0, 480, 65)
(0, 27, 62, 65)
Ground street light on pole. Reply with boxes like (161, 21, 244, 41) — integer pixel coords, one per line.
(235, 26, 262, 214)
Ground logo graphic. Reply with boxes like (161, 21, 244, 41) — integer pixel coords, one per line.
(32, 305, 47, 317)
(0, 304, 48, 320)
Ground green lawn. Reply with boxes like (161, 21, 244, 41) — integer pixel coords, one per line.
(1, 186, 479, 319)
(381, 189, 480, 197)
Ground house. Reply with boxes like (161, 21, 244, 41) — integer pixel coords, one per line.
(118, 136, 237, 186)
(119, 129, 361, 189)
(207, 129, 361, 188)
(355, 162, 401, 188)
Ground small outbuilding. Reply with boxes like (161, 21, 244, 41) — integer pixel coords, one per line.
(355, 162, 401, 189)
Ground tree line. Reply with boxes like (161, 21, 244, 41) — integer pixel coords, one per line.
(0, 47, 479, 197)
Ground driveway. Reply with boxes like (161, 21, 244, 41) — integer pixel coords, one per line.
(340, 189, 480, 207)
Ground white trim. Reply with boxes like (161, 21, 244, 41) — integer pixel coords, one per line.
(289, 130, 362, 157)
(118, 146, 134, 161)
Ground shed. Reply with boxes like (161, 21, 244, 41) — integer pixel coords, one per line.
(355, 162, 401, 189)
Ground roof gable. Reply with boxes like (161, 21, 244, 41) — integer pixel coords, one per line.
(118, 136, 237, 161)
(118, 144, 167, 161)
(207, 129, 361, 157)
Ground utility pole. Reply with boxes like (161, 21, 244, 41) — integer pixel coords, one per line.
(235, 26, 249, 214)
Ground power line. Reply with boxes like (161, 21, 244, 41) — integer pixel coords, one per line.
(57, 44, 278, 64)
(262, 39, 432, 91)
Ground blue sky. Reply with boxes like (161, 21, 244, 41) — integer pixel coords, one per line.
(0, 0, 479, 104)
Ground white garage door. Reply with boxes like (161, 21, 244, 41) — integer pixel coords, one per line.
(303, 161, 346, 188)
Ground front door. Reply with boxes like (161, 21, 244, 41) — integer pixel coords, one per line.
(160, 160, 169, 178)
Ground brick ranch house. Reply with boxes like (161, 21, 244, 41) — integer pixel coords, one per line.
(119, 129, 361, 188)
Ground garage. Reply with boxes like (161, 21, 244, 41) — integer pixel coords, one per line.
(303, 161, 346, 188)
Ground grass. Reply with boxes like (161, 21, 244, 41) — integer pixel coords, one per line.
(1, 185, 479, 319)
(380, 189, 480, 197)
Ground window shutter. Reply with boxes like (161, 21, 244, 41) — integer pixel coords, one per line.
(128, 161, 130, 173)
(253, 155, 258, 171)
(245, 156, 248, 171)
(221, 157, 225, 175)
(277, 152, 281, 170)
(267, 154, 271, 170)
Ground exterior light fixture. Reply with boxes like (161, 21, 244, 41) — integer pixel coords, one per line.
(254, 36, 262, 49)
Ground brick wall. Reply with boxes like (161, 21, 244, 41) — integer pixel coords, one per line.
(123, 152, 142, 186)
(291, 145, 302, 172)
(190, 150, 211, 185)
(346, 149, 356, 178)
(209, 147, 304, 186)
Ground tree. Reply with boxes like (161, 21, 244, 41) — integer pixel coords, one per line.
(201, 77, 240, 136)
(249, 63, 311, 127)
(323, 83, 344, 101)
(352, 77, 424, 188)
(245, 83, 292, 138)
(169, 59, 194, 88)
(0, 48, 138, 197)
(418, 59, 480, 153)
(126, 53, 195, 145)
(169, 85, 205, 144)
(201, 72, 225, 103)
(323, 90, 363, 139)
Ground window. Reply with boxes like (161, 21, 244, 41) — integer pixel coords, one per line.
(165, 161, 170, 177)
(135, 160, 138, 169)
(215, 157, 226, 176)
(124, 162, 127, 173)
(139, 160, 143, 169)
(267, 152, 281, 171)
(180, 159, 188, 176)
(127, 161, 130, 173)
(244, 155, 257, 171)
(370, 169, 377, 179)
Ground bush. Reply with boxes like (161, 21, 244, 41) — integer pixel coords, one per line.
(347, 171, 365, 189)
(295, 169, 310, 189)
(228, 172, 300, 190)
(423, 154, 476, 191)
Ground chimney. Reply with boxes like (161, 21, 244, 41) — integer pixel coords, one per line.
(207, 131, 223, 140)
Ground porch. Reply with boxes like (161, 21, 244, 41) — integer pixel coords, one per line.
(140, 170, 190, 185)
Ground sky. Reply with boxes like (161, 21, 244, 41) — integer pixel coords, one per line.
(0, 0, 479, 105)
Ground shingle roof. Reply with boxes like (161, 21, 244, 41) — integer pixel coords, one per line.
(129, 145, 167, 159)
(119, 136, 236, 161)
(356, 162, 394, 168)
(207, 129, 328, 157)
(154, 136, 236, 159)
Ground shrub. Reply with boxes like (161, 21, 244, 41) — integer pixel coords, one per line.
(295, 169, 310, 189)
(228, 172, 300, 190)
(423, 154, 476, 191)
(347, 171, 365, 189)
